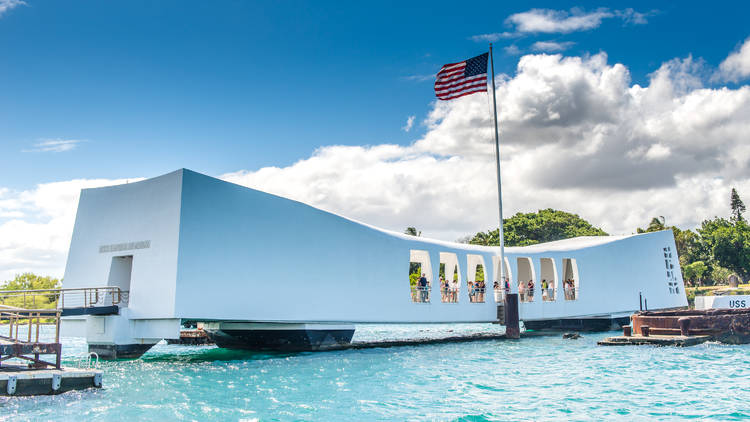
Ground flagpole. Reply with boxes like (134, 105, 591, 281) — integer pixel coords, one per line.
(489, 43, 519, 339)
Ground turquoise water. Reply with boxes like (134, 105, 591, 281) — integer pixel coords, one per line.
(2, 324, 750, 421)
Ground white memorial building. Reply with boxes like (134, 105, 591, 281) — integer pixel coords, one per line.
(61, 169, 688, 358)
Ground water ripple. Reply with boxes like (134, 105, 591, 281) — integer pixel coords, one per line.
(2, 324, 750, 421)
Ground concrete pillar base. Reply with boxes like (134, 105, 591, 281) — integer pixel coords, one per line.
(88, 343, 156, 360)
(504, 293, 520, 339)
(203, 322, 355, 352)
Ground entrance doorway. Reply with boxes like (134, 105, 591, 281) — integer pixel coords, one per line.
(107, 255, 132, 291)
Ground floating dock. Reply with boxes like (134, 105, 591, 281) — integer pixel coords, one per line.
(1, 291, 107, 396)
(0, 364, 102, 396)
(598, 334, 712, 347)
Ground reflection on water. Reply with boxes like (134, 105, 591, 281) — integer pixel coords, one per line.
(2, 324, 749, 421)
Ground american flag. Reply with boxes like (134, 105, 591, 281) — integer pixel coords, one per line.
(434, 52, 488, 100)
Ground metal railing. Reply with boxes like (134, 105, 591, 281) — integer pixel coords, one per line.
(563, 287, 579, 301)
(411, 286, 431, 303)
(519, 288, 536, 302)
(468, 287, 486, 303)
(441, 287, 460, 303)
(0, 287, 129, 310)
(494, 288, 508, 303)
(78, 352, 99, 370)
(542, 288, 556, 301)
(0, 305, 62, 368)
(0, 306, 61, 344)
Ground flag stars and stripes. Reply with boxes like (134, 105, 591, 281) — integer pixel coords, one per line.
(434, 52, 488, 100)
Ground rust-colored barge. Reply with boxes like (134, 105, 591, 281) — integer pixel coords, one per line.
(599, 308, 750, 346)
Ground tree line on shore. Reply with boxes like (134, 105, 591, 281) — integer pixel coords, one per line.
(0, 273, 61, 308)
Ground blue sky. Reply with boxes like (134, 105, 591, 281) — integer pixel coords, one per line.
(1, 0, 748, 189)
(2, 1, 750, 279)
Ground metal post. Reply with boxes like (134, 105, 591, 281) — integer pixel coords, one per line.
(639, 292, 643, 311)
(55, 311, 61, 344)
(490, 44, 519, 339)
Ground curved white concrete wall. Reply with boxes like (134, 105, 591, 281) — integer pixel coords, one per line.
(62, 169, 687, 324)
(505, 231, 687, 320)
(174, 170, 498, 323)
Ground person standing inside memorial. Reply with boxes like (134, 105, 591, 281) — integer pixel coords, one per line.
(418, 273, 428, 302)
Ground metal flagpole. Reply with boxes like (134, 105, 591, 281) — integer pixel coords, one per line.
(489, 43, 519, 338)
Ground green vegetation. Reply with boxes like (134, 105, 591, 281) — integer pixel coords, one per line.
(730, 188, 746, 223)
(475, 264, 484, 282)
(466, 208, 608, 247)
(683, 261, 708, 285)
(408, 263, 421, 287)
(0, 273, 61, 309)
(685, 284, 750, 307)
(638, 188, 750, 285)
(404, 227, 421, 237)
(405, 227, 422, 282)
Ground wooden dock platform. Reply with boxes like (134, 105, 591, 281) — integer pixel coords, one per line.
(598, 334, 713, 347)
(0, 364, 102, 396)
(1, 291, 109, 395)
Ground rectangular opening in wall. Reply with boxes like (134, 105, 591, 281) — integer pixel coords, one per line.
(517, 257, 535, 303)
(409, 250, 432, 303)
(107, 255, 132, 306)
(562, 258, 579, 301)
(539, 258, 557, 302)
(467, 254, 487, 303)
(439, 252, 461, 303)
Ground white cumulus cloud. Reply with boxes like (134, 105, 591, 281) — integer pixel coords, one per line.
(507, 8, 613, 34)
(3, 43, 750, 280)
(402, 115, 416, 132)
(472, 7, 654, 40)
(223, 50, 750, 243)
(0, 0, 25, 17)
(0, 178, 141, 281)
(717, 36, 750, 82)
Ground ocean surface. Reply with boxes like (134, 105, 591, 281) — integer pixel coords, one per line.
(2, 324, 749, 421)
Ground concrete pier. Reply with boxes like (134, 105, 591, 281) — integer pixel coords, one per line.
(0, 365, 102, 396)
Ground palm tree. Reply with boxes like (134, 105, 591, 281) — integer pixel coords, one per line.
(404, 227, 421, 236)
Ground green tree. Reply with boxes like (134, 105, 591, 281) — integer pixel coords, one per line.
(698, 218, 750, 281)
(405, 227, 423, 278)
(671, 226, 710, 277)
(468, 209, 608, 247)
(408, 263, 421, 287)
(683, 261, 708, 285)
(0, 273, 61, 308)
(469, 230, 499, 246)
(475, 264, 485, 282)
(1, 273, 60, 291)
(730, 188, 746, 223)
(404, 227, 421, 237)
(637, 217, 666, 233)
(709, 265, 734, 285)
